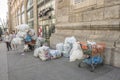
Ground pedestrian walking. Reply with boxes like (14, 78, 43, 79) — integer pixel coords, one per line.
(11, 31, 17, 50)
(4, 32, 12, 51)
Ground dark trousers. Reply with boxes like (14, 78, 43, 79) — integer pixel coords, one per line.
(25, 42, 33, 50)
(28, 44, 33, 50)
(6, 42, 12, 51)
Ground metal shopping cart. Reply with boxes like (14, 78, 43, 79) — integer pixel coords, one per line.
(78, 42, 105, 72)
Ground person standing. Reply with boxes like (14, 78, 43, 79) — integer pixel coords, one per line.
(4, 32, 12, 51)
(11, 31, 17, 50)
(0, 27, 3, 41)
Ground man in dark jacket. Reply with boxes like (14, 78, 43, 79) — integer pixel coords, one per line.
(0, 27, 3, 41)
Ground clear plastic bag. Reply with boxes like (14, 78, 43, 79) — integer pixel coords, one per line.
(49, 49, 61, 59)
(65, 36, 76, 44)
(11, 37, 23, 45)
(70, 42, 84, 62)
(38, 46, 50, 61)
(56, 43, 64, 53)
(63, 43, 72, 57)
(17, 24, 30, 32)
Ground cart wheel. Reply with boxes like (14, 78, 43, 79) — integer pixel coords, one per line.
(90, 64, 95, 72)
(78, 62, 86, 68)
(101, 62, 104, 66)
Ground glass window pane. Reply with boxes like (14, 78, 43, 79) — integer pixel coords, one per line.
(27, 0, 33, 9)
(27, 8, 33, 20)
(28, 20, 34, 28)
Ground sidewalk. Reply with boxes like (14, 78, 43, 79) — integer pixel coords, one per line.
(0, 42, 8, 80)
(0, 42, 120, 80)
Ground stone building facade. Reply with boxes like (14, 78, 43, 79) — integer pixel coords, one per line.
(8, 0, 55, 35)
(50, 0, 120, 67)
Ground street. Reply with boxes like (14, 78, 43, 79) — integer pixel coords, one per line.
(0, 42, 120, 80)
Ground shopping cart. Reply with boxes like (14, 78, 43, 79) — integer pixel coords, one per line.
(78, 42, 105, 72)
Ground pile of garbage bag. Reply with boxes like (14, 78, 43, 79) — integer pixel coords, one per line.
(11, 24, 36, 45)
(34, 45, 51, 61)
(34, 45, 62, 61)
(33, 36, 84, 62)
(16, 31, 26, 38)
(33, 36, 105, 62)
(16, 24, 35, 38)
(11, 37, 23, 45)
(17, 24, 30, 32)
(63, 36, 76, 57)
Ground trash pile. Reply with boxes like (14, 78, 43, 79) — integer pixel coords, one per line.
(34, 45, 51, 61)
(11, 24, 36, 45)
(33, 36, 84, 61)
(34, 44, 62, 61)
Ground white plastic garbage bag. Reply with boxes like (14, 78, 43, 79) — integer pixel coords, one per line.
(87, 41, 96, 45)
(29, 29, 35, 36)
(11, 37, 23, 45)
(70, 42, 84, 62)
(63, 43, 72, 57)
(65, 36, 76, 44)
(35, 39, 41, 48)
(16, 31, 26, 38)
(38, 37, 45, 43)
(38, 46, 50, 61)
(34, 47, 41, 57)
(32, 35, 37, 40)
(56, 43, 64, 53)
(17, 24, 30, 32)
(39, 52, 48, 61)
(49, 50, 61, 59)
(35, 37, 45, 48)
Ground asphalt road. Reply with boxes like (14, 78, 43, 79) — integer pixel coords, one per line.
(0, 42, 120, 80)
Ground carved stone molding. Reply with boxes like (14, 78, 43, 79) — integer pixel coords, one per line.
(71, 0, 104, 10)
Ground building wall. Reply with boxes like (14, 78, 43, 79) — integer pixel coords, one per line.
(50, 0, 120, 67)
(8, 0, 12, 32)
(37, 0, 55, 38)
(9, 0, 26, 31)
(8, 0, 55, 35)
